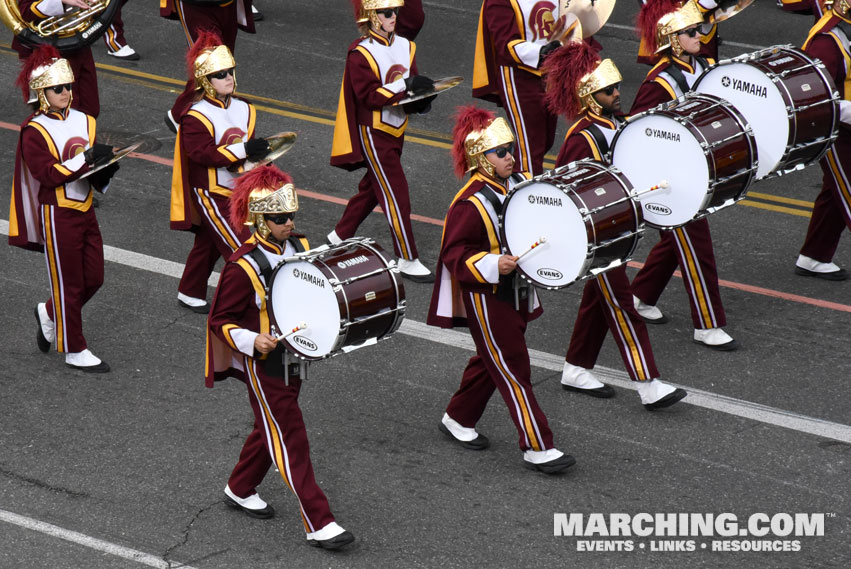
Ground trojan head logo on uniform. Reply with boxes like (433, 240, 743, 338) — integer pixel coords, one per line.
(386, 64, 408, 84)
(220, 127, 246, 146)
(530, 2, 556, 42)
(63, 137, 88, 162)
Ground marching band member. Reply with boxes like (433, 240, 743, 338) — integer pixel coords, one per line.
(543, 43, 687, 410)
(170, 31, 270, 313)
(12, 0, 101, 117)
(160, 0, 255, 130)
(778, 0, 827, 18)
(630, 0, 738, 350)
(793, 0, 851, 280)
(428, 105, 575, 474)
(207, 165, 355, 551)
(330, 0, 436, 283)
(472, 0, 570, 175)
(637, 0, 720, 65)
(9, 45, 118, 372)
(103, 0, 139, 61)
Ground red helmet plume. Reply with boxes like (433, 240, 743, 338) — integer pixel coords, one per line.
(185, 29, 224, 80)
(451, 105, 496, 178)
(16, 44, 61, 102)
(543, 42, 601, 117)
(350, 0, 363, 20)
(638, 0, 680, 53)
(229, 165, 294, 229)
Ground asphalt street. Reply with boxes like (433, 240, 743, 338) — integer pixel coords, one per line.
(0, 1, 849, 568)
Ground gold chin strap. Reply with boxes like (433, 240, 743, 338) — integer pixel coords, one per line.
(654, 0, 704, 54)
(37, 89, 73, 113)
(197, 71, 238, 100)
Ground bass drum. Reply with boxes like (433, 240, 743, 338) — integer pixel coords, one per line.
(267, 238, 406, 361)
(695, 45, 839, 179)
(500, 160, 643, 289)
(611, 92, 757, 228)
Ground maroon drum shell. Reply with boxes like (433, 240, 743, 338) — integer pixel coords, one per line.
(561, 163, 643, 271)
(740, 47, 838, 167)
(656, 94, 756, 210)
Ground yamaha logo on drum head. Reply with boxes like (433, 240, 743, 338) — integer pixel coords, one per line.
(645, 128, 681, 142)
(722, 76, 731, 87)
(645, 203, 672, 216)
(293, 335, 318, 352)
(537, 268, 563, 281)
(292, 268, 325, 288)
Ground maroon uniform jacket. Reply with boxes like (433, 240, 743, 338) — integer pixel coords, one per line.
(9, 109, 97, 252)
(159, 0, 255, 33)
(427, 171, 541, 329)
(206, 232, 310, 387)
(331, 30, 417, 170)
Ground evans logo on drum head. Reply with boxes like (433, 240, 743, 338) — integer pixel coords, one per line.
(536, 268, 564, 281)
(293, 335, 318, 352)
(645, 203, 672, 216)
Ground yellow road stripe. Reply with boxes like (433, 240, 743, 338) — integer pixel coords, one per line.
(747, 191, 814, 208)
(739, 200, 812, 218)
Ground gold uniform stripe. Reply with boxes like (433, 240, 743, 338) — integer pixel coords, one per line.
(579, 131, 603, 162)
(500, 67, 529, 169)
(196, 189, 240, 251)
(42, 205, 65, 348)
(464, 251, 489, 284)
(468, 196, 500, 254)
(673, 227, 713, 328)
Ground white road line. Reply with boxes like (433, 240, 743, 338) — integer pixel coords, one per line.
(0, 509, 197, 569)
(4, 218, 851, 447)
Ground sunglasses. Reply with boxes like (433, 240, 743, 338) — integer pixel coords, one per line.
(486, 143, 515, 159)
(679, 27, 701, 38)
(378, 7, 399, 18)
(210, 68, 234, 80)
(601, 83, 621, 96)
(264, 212, 295, 224)
(50, 84, 72, 94)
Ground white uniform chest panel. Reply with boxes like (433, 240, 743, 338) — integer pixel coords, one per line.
(32, 110, 90, 202)
(515, 0, 559, 45)
(360, 37, 411, 129)
(194, 98, 251, 189)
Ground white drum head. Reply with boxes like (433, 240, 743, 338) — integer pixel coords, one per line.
(697, 62, 788, 178)
(502, 181, 588, 287)
(612, 115, 710, 228)
(269, 259, 340, 358)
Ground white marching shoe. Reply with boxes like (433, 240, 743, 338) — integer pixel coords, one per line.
(224, 485, 274, 519)
(523, 448, 576, 474)
(35, 303, 55, 352)
(794, 254, 848, 281)
(107, 45, 139, 60)
(439, 413, 489, 450)
(326, 230, 343, 245)
(397, 258, 434, 283)
(306, 522, 355, 550)
(65, 349, 110, 373)
(636, 379, 687, 411)
(633, 295, 668, 324)
(693, 327, 738, 351)
(560, 362, 615, 398)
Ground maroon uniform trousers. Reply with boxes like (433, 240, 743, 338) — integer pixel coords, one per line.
(103, 0, 131, 52)
(629, 58, 727, 330)
(446, 291, 554, 451)
(177, 190, 249, 299)
(41, 205, 104, 353)
(799, 31, 851, 262)
(334, 127, 418, 259)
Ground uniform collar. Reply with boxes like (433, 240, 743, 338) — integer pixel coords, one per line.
(204, 94, 231, 109)
(667, 54, 698, 74)
(473, 170, 508, 195)
(368, 29, 394, 46)
(585, 110, 618, 130)
(256, 233, 285, 255)
(43, 107, 70, 121)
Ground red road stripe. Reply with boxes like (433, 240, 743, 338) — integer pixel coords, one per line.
(3, 120, 850, 314)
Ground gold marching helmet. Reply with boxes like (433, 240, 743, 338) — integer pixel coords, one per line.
(639, 0, 705, 57)
(577, 59, 622, 115)
(826, 0, 851, 17)
(543, 41, 622, 118)
(187, 31, 236, 99)
(230, 165, 299, 240)
(452, 105, 515, 178)
(16, 45, 74, 112)
(352, 0, 404, 33)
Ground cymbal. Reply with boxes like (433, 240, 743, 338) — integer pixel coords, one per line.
(79, 141, 142, 179)
(257, 131, 297, 165)
(560, 0, 616, 38)
(708, 0, 756, 23)
(394, 76, 464, 106)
